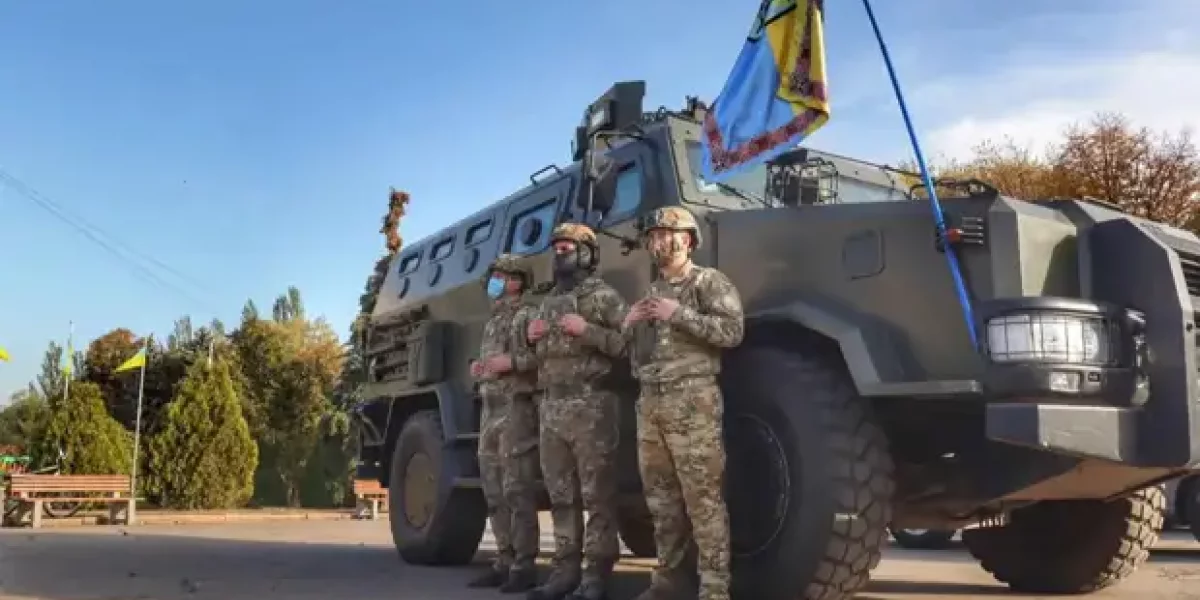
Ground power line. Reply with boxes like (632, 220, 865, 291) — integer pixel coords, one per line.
(0, 167, 219, 312)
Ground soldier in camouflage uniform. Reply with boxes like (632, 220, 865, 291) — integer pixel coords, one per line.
(468, 254, 542, 593)
(517, 223, 629, 600)
(623, 206, 745, 600)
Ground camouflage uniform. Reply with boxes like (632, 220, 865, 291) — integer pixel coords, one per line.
(472, 255, 541, 592)
(627, 207, 745, 600)
(518, 223, 629, 600)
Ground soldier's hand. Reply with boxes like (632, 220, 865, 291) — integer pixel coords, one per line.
(646, 297, 680, 321)
(527, 319, 548, 342)
(558, 314, 587, 337)
(469, 360, 485, 378)
(484, 354, 513, 374)
(622, 302, 649, 329)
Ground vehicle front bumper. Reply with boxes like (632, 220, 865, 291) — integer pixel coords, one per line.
(982, 218, 1200, 469)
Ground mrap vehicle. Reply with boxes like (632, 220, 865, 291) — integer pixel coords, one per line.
(352, 80, 1200, 600)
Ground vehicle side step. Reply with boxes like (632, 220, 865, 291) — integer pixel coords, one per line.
(453, 433, 480, 444)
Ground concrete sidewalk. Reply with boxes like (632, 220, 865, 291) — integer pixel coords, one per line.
(27, 507, 367, 528)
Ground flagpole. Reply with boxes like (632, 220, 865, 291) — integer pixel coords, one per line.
(129, 336, 150, 521)
(62, 320, 73, 403)
(860, 0, 979, 348)
(207, 339, 214, 367)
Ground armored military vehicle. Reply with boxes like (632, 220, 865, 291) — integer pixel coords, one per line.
(352, 80, 1200, 599)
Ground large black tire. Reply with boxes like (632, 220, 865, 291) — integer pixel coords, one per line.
(1186, 480, 1200, 543)
(617, 504, 658, 559)
(888, 526, 957, 550)
(962, 485, 1166, 594)
(720, 344, 895, 600)
(388, 409, 487, 566)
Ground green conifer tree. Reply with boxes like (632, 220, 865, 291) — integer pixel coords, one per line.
(146, 359, 258, 509)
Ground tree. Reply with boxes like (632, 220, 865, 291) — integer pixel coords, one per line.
(82, 328, 142, 426)
(36, 342, 67, 404)
(0, 388, 50, 453)
(145, 359, 257, 509)
(914, 113, 1200, 229)
(242, 299, 260, 323)
(1052, 113, 1200, 226)
(232, 288, 345, 506)
(39, 381, 132, 475)
(271, 286, 306, 322)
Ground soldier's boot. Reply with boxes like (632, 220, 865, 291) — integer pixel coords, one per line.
(499, 567, 538, 594)
(632, 568, 696, 600)
(525, 563, 581, 600)
(565, 558, 614, 600)
(467, 566, 508, 588)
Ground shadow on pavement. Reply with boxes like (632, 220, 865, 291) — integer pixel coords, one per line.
(0, 528, 655, 600)
(1, 526, 1196, 600)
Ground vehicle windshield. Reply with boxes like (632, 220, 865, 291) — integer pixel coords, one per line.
(684, 140, 774, 208)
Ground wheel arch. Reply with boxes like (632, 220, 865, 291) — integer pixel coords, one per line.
(745, 300, 908, 395)
(380, 384, 467, 488)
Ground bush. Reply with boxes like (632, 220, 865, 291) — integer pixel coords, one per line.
(146, 359, 258, 509)
(39, 381, 132, 475)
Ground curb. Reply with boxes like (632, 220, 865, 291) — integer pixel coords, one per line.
(22, 509, 385, 529)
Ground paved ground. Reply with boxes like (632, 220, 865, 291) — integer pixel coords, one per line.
(1, 516, 1199, 600)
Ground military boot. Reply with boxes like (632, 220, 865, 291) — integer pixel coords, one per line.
(566, 558, 614, 600)
(631, 569, 696, 600)
(525, 563, 581, 600)
(499, 567, 538, 594)
(467, 566, 508, 588)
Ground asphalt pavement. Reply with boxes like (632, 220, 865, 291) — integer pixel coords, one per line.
(1, 515, 1198, 600)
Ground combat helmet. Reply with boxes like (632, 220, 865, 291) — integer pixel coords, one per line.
(484, 253, 533, 290)
(640, 206, 702, 250)
(549, 222, 598, 249)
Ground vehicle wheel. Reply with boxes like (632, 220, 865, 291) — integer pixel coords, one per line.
(388, 409, 487, 566)
(720, 344, 895, 600)
(1188, 481, 1200, 543)
(617, 504, 658, 559)
(962, 485, 1166, 594)
(888, 526, 957, 550)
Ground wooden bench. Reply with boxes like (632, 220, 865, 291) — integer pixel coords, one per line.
(3, 474, 134, 528)
(353, 479, 388, 520)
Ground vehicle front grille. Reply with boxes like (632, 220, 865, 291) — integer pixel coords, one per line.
(1177, 249, 1200, 298)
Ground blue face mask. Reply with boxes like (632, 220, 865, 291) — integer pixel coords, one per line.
(486, 276, 506, 299)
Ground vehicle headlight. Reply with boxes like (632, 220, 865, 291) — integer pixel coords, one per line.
(986, 312, 1112, 364)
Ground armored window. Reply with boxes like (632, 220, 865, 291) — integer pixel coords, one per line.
(398, 253, 421, 275)
(684, 140, 769, 205)
(608, 163, 643, 218)
(509, 199, 557, 255)
(466, 219, 493, 246)
(431, 237, 454, 261)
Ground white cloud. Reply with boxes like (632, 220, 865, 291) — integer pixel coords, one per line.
(922, 49, 1200, 160)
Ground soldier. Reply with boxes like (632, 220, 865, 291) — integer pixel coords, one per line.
(622, 206, 745, 600)
(519, 223, 628, 600)
(468, 254, 542, 593)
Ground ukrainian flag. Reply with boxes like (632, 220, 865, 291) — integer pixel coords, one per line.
(701, 0, 830, 183)
(114, 348, 146, 374)
(0, 346, 9, 362)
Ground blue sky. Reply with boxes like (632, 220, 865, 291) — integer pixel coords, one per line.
(2, 0, 1197, 398)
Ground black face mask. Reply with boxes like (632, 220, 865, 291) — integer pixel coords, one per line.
(553, 246, 593, 286)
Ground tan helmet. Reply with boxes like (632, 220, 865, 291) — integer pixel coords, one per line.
(485, 253, 532, 289)
(640, 206, 702, 250)
(550, 222, 598, 248)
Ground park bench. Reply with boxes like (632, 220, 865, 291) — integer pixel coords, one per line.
(3, 474, 134, 528)
(353, 479, 388, 520)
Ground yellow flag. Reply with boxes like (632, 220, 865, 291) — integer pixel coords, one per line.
(115, 348, 146, 373)
(0, 347, 10, 362)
